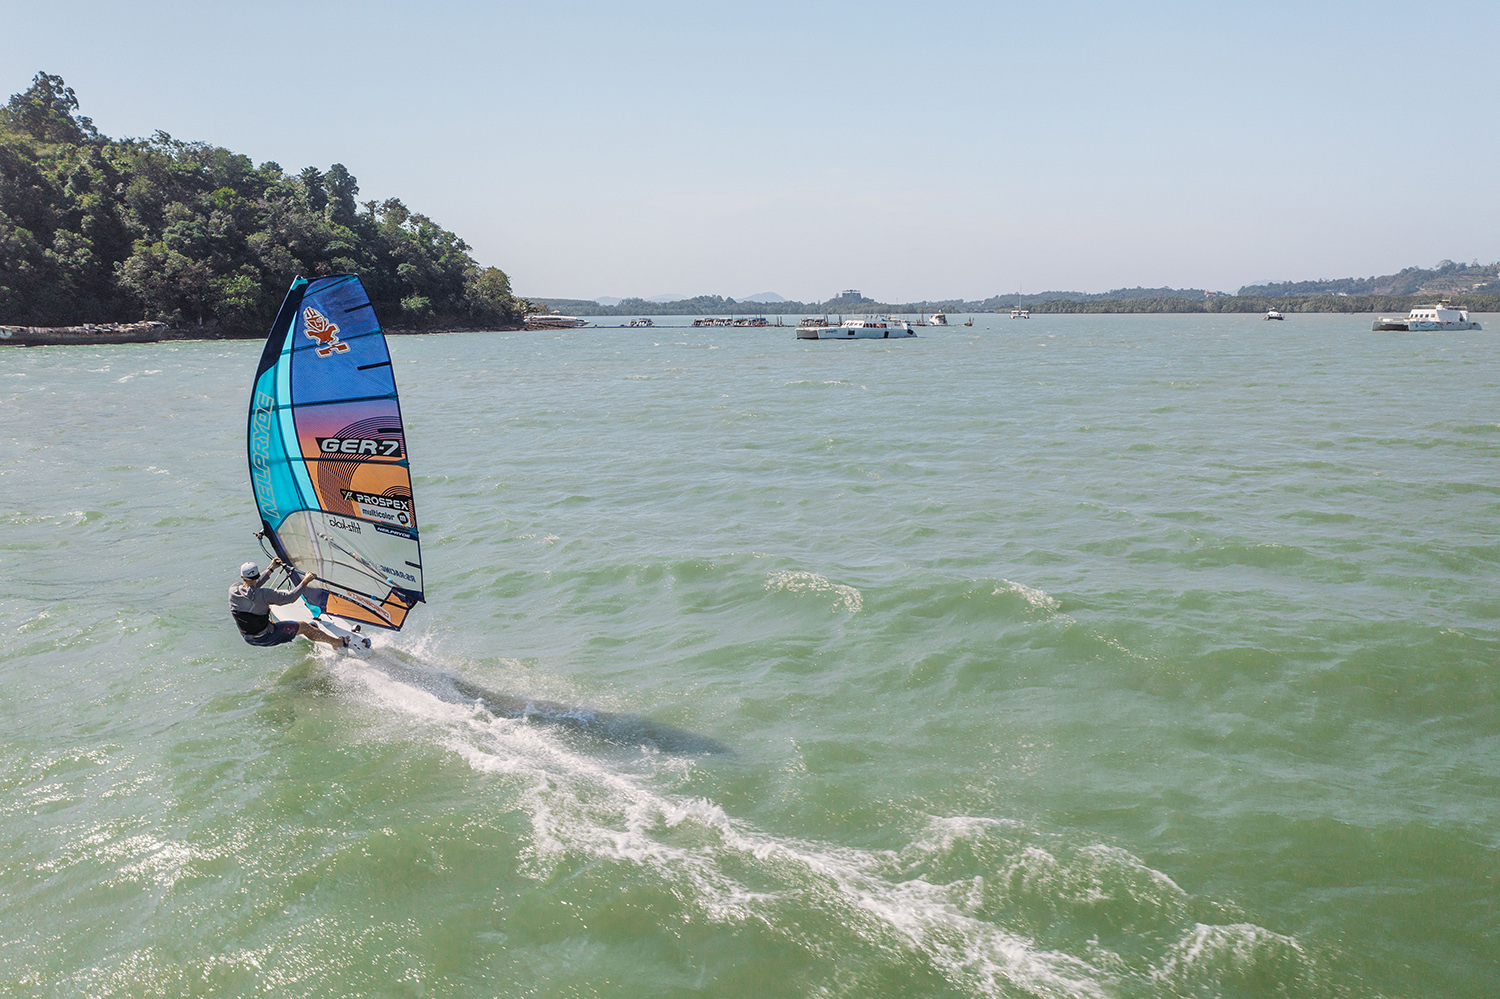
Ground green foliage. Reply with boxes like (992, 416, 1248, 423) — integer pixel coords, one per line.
(0, 73, 525, 330)
(1, 71, 96, 144)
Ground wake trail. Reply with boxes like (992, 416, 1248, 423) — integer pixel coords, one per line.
(323, 645, 1118, 999)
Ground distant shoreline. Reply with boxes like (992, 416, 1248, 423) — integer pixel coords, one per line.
(529, 293, 1500, 318)
(7, 299, 1493, 346)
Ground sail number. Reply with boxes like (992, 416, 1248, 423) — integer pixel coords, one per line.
(318, 437, 403, 458)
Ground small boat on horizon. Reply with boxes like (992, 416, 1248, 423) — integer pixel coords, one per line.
(1265, 309, 1285, 321)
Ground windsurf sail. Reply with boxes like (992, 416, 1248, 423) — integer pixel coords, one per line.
(247, 274, 423, 631)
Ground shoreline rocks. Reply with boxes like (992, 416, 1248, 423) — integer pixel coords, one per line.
(0, 321, 522, 346)
(0, 321, 263, 346)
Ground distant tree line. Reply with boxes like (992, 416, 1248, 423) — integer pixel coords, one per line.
(538, 290, 1500, 318)
(1239, 260, 1500, 298)
(0, 72, 526, 331)
(1025, 294, 1500, 314)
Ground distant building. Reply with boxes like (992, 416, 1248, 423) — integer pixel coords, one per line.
(838, 289, 862, 299)
(1204, 290, 1229, 298)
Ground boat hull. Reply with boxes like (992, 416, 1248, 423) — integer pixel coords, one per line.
(1408, 320, 1482, 331)
(797, 326, 916, 339)
(1371, 320, 1483, 331)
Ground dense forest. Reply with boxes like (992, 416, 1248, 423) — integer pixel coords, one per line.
(0, 72, 526, 332)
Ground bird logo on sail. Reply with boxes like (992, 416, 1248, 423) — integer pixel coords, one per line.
(304, 308, 348, 357)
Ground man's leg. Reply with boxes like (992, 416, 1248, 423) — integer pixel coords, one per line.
(298, 622, 346, 648)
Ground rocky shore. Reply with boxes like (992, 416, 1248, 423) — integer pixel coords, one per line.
(0, 321, 519, 346)
(0, 321, 264, 347)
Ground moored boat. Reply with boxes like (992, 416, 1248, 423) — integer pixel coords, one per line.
(1372, 303, 1482, 332)
(927, 311, 948, 326)
(525, 312, 589, 329)
(796, 316, 915, 340)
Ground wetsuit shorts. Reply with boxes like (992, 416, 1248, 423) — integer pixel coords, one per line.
(242, 620, 301, 647)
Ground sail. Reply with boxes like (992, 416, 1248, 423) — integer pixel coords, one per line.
(247, 275, 423, 631)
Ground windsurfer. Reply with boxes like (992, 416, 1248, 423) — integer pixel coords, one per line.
(229, 559, 346, 648)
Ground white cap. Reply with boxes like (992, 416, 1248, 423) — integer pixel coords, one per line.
(240, 561, 261, 578)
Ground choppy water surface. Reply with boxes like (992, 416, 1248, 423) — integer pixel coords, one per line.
(3, 313, 1497, 998)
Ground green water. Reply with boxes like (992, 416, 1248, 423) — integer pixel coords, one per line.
(3, 314, 1497, 998)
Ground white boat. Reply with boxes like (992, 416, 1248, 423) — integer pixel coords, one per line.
(927, 311, 948, 326)
(1372, 303, 1482, 331)
(1010, 307, 1030, 319)
(524, 312, 589, 329)
(628, 318, 654, 327)
(1265, 309, 1285, 321)
(797, 316, 915, 340)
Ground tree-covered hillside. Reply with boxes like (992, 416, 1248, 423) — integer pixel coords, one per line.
(0, 72, 525, 331)
(1238, 260, 1500, 298)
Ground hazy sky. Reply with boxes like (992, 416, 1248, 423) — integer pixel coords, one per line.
(6, 0, 1497, 301)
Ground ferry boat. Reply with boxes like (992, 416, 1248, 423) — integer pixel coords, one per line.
(1264, 309, 1285, 321)
(1371, 303, 1482, 332)
(524, 312, 589, 329)
(796, 317, 915, 340)
(927, 311, 948, 326)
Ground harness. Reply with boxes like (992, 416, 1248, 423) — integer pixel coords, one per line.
(232, 609, 272, 637)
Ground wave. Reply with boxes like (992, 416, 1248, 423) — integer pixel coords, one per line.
(763, 570, 863, 614)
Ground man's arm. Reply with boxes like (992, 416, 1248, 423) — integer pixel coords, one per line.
(261, 564, 313, 605)
(257, 557, 287, 586)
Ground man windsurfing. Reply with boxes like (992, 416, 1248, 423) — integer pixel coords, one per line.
(229, 559, 346, 648)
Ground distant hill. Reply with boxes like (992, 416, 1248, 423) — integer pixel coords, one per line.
(1239, 260, 1500, 298)
(533, 264, 1500, 318)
